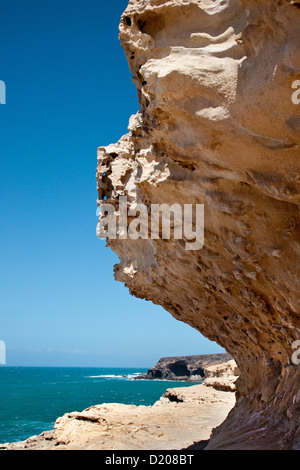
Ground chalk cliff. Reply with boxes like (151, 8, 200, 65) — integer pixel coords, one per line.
(97, 0, 300, 449)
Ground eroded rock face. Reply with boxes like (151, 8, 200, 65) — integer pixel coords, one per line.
(142, 353, 232, 381)
(97, 0, 300, 449)
(204, 359, 239, 391)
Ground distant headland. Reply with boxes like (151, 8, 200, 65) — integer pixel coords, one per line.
(136, 353, 232, 382)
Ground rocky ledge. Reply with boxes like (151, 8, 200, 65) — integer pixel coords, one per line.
(138, 353, 232, 382)
(1, 360, 237, 451)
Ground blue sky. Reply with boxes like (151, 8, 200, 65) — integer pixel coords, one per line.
(0, 0, 225, 367)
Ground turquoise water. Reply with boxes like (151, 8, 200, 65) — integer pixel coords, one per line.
(0, 367, 202, 444)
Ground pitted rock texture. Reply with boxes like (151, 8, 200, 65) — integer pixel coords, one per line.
(97, 0, 300, 449)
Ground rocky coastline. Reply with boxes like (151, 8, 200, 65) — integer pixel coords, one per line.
(1, 358, 238, 450)
(135, 353, 232, 382)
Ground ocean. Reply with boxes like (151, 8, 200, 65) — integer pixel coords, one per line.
(0, 367, 202, 444)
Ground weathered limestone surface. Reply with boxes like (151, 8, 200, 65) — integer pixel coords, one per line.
(97, 0, 300, 449)
(204, 359, 239, 391)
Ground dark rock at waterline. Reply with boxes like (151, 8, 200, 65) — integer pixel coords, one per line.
(135, 353, 232, 382)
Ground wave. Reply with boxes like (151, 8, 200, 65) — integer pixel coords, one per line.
(85, 372, 145, 380)
(127, 373, 145, 379)
(85, 374, 125, 379)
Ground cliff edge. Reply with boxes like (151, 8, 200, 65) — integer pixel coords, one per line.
(97, 0, 300, 450)
(141, 353, 232, 381)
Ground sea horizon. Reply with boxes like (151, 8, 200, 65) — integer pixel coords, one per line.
(0, 365, 151, 369)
